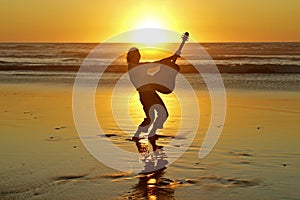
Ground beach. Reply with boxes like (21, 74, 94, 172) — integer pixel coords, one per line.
(1, 72, 299, 199)
(1, 43, 300, 199)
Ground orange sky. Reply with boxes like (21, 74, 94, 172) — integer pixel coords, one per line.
(1, 0, 299, 42)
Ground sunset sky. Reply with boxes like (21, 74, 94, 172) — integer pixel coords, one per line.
(1, 0, 299, 42)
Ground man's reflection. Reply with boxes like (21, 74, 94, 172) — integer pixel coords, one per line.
(124, 138, 175, 199)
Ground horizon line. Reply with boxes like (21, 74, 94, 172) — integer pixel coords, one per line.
(0, 41, 300, 44)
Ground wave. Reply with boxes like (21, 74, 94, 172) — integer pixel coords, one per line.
(1, 42, 300, 73)
(1, 63, 300, 73)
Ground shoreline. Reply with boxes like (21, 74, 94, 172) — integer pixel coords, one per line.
(0, 71, 299, 92)
(1, 64, 300, 73)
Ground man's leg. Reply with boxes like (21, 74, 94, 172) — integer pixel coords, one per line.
(132, 92, 155, 140)
(148, 103, 169, 139)
(132, 110, 154, 138)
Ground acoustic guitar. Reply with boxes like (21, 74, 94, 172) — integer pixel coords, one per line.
(152, 32, 189, 94)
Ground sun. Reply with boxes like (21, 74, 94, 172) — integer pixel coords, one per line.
(116, 13, 179, 44)
(130, 28, 170, 46)
(137, 18, 164, 29)
(128, 18, 172, 45)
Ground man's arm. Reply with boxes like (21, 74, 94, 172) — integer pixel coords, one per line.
(154, 54, 180, 64)
(135, 54, 179, 70)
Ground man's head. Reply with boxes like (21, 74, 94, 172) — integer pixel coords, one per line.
(127, 47, 141, 64)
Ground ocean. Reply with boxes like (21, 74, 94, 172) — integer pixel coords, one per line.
(0, 42, 300, 72)
(0, 42, 300, 90)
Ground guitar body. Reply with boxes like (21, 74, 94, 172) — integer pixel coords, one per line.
(152, 62, 179, 94)
(152, 32, 189, 94)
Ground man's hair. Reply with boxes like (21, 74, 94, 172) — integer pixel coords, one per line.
(127, 47, 140, 63)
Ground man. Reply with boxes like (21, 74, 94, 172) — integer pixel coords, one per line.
(127, 47, 180, 141)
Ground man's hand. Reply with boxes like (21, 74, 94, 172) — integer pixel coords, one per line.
(156, 54, 180, 64)
(171, 54, 180, 61)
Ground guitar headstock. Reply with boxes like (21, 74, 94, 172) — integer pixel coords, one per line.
(181, 32, 189, 42)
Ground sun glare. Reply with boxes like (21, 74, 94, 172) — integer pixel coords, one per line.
(125, 18, 176, 45)
(115, 10, 180, 44)
(137, 19, 163, 29)
(131, 29, 169, 45)
(124, 17, 170, 45)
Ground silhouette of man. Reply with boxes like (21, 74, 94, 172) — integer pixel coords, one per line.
(127, 47, 179, 141)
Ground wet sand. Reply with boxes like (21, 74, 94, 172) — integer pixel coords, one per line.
(0, 77, 300, 199)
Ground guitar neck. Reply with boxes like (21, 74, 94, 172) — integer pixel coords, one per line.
(175, 40, 187, 56)
(175, 32, 189, 56)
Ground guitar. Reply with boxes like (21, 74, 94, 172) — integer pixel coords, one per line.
(153, 32, 189, 94)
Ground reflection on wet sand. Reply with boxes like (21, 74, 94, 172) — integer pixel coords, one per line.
(123, 138, 175, 199)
